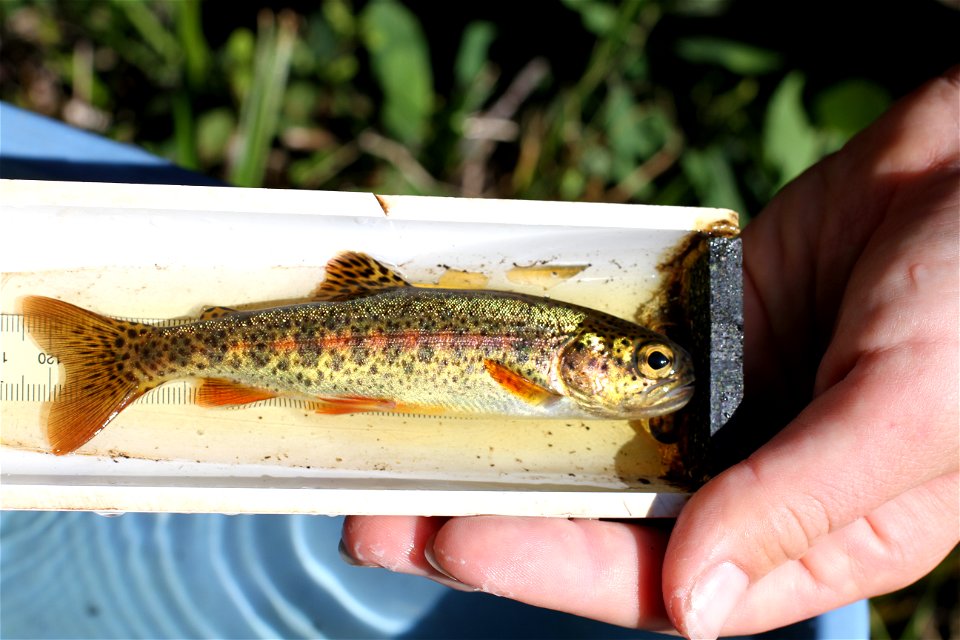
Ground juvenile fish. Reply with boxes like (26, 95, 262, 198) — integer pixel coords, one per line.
(23, 252, 694, 455)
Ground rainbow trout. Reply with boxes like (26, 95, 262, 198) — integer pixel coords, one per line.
(23, 252, 694, 455)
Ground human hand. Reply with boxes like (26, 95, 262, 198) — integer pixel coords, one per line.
(340, 69, 959, 638)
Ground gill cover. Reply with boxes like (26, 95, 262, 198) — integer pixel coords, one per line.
(558, 323, 692, 419)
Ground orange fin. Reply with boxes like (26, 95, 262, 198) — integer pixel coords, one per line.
(313, 395, 399, 415)
(484, 359, 560, 407)
(196, 379, 279, 407)
(312, 251, 411, 301)
(21, 296, 152, 455)
(200, 305, 238, 320)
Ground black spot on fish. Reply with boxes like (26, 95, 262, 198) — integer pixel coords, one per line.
(250, 348, 270, 368)
(324, 317, 344, 331)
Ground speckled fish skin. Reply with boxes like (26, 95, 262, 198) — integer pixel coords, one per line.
(154, 289, 692, 415)
(22, 252, 694, 454)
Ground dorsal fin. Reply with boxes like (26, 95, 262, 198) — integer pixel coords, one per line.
(199, 305, 238, 320)
(313, 251, 411, 301)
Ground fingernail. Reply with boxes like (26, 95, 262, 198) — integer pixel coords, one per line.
(429, 573, 480, 592)
(683, 562, 748, 640)
(423, 541, 479, 592)
(338, 539, 378, 568)
(423, 542, 458, 580)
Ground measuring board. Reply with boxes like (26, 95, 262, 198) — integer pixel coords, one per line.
(0, 179, 727, 515)
(0, 308, 669, 492)
(2, 312, 184, 405)
(0, 312, 323, 409)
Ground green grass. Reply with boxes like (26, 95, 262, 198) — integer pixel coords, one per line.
(1, 0, 900, 217)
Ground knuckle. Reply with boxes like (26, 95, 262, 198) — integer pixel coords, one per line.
(738, 457, 832, 572)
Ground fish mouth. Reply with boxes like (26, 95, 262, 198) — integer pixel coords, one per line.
(659, 383, 694, 409)
(635, 381, 694, 417)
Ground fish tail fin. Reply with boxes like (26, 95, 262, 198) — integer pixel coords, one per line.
(21, 296, 152, 455)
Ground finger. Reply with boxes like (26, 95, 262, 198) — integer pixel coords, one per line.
(428, 516, 672, 630)
(740, 67, 960, 392)
(340, 515, 445, 575)
(662, 344, 957, 640)
(814, 164, 959, 395)
(717, 471, 959, 635)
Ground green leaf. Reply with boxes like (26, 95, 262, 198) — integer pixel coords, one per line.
(284, 81, 318, 125)
(559, 168, 586, 200)
(361, 0, 434, 147)
(580, 144, 612, 180)
(676, 37, 781, 75)
(602, 86, 670, 181)
(763, 72, 820, 187)
(561, 0, 618, 36)
(223, 28, 255, 100)
(814, 79, 891, 140)
(681, 145, 746, 215)
(228, 11, 297, 187)
(172, 90, 198, 170)
(454, 21, 496, 90)
(323, 0, 356, 37)
(667, 0, 734, 16)
(111, 0, 180, 65)
(174, 0, 210, 89)
(290, 145, 360, 189)
(196, 108, 235, 164)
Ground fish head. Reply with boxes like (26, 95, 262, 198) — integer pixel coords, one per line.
(557, 321, 694, 419)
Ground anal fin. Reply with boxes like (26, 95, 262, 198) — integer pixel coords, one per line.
(196, 379, 279, 407)
(313, 395, 398, 415)
(313, 395, 448, 416)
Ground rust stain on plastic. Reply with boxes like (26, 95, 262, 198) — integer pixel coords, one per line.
(694, 211, 740, 237)
(505, 264, 590, 290)
(415, 269, 490, 289)
(374, 193, 391, 216)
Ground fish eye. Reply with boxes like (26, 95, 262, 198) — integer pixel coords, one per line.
(647, 350, 670, 370)
(634, 343, 674, 378)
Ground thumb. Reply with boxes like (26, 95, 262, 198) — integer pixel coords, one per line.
(662, 344, 958, 639)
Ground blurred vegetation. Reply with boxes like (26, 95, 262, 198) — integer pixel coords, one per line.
(4, 0, 954, 221)
(0, 1, 957, 636)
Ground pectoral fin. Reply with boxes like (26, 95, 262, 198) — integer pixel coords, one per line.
(484, 360, 561, 407)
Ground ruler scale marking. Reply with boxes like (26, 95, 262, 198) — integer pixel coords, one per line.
(1, 313, 293, 410)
